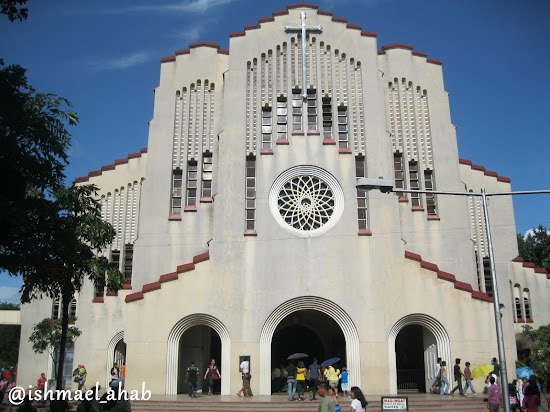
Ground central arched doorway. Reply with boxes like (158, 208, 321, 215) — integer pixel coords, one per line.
(259, 296, 360, 395)
(271, 310, 346, 393)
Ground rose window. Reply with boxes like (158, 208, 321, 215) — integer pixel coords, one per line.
(269, 166, 344, 238)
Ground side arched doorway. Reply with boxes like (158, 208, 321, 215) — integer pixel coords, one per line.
(107, 332, 126, 388)
(259, 296, 360, 395)
(388, 314, 451, 394)
(166, 314, 231, 395)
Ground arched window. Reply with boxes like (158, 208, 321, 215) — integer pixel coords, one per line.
(514, 284, 523, 320)
(523, 289, 532, 320)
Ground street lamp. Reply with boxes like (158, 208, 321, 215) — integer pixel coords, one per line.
(357, 177, 550, 412)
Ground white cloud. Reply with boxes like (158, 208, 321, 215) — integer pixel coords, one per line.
(523, 229, 535, 238)
(0, 287, 21, 304)
(90, 51, 152, 71)
(171, 26, 202, 44)
(118, 0, 237, 14)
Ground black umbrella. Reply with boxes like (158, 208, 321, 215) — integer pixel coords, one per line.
(287, 353, 309, 360)
(320, 357, 340, 368)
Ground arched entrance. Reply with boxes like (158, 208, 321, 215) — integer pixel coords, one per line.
(388, 314, 450, 394)
(270, 310, 346, 393)
(259, 296, 360, 395)
(107, 332, 125, 387)
(166, 314, 230, 395)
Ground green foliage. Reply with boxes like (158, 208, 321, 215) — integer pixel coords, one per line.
(0, 0, 27, 22)
(29, 318, 80, 356)
(522, 324, 550, 378)
(0, 301, 20, 310)
(517, 225, 550, 272)
(0, 61, 78, 276)
(0, 325, 20, 368)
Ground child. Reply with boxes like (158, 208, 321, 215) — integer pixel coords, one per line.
(328, 386, 341, 412)
(508, 383, 519, 412)
(339, 368, 349, 396)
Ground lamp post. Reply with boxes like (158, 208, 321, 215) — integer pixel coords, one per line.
(356, 177, 550, 412)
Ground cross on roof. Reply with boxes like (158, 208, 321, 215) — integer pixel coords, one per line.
(285, 11, 322, 98)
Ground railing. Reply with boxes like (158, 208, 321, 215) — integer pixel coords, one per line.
(397, 369, 425, 392)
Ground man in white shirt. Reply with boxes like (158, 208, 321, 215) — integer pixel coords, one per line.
(236, 357, 251, 397)
(430, 358, 442, 393)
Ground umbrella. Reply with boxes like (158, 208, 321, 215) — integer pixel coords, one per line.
(287, 353, 309, 360)
(471, 364, 494, 379)
(515, 366, 535, 379)
(320, 357, 340, 368)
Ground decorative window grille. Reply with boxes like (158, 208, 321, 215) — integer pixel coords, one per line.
(408, 161, 420, 206)
(424, 170, 437, 215)
(322, 96, 332, 139)
(69, 299, 77, 317)
(515, 297, 523, 319)
(245, 158, 256, 231)
(394, 153, 404, 198)
(292, 90, 302, 130)
(124, 244, 133, 284)
(201, 153, 213, 198)
(483, 257, 492, 297)
(186, 162, 198, 207)
(307, 89, 317, 130)
(337, 106, 348, 148)
(261, 107, 272, 149)
(523, 289, 531, 319)
(355, 157, 368, 230)
(276, 98, 288, 141)
(171, 170, 183, 214)
(52, 298, 61, 319)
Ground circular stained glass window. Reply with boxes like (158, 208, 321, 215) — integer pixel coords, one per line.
(269, 166, 344, 237)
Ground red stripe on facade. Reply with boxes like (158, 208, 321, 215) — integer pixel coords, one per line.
(189, 41, 220, 49)
(361, 31, 377, 37)
(346, 24, 362, 30)
(244, 24, 261, 30)
(230, 31, 246, 37)
(420, 261, 438, 272)
(412, 51, 428, 57)
(472, 291, 493, 302)
(193, 252, 210, 264)
(382, 43, 413, 51)
(125, 292, 144, 303)
(332, 17, 348, 23)
(287, 3, 319, 9)
(497, 176, 511, 183)
(218, 49, 229, 55)
(437, 271, 456, 282)
(427, 58, 443, 65)
(142, 281, 161, 293)
(177, 263, 195, 273)
(160, 56, 176, 63)
(272, 10, 289, 16)
(317, 10, 333, 16)
(404, 251, 422, 262)
(454, 281, 474, 292)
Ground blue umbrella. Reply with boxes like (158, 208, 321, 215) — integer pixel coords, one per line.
(287, 353, 309, 360)
(320, 357, 340, 368)
(515, 366, 535, 379)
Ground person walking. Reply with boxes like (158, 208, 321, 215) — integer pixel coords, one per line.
(203, 358, 221, 395)
(462, 361, 477, 395)
(184, 360, 199, 398)
(349, 386, 368, 412)
(487, 376, 502, 412)
(339, 368, 349, 396)
(285, 360, 297, 401)
(316, 381, 336, 412)
(450, 358, 466, 397)
(308, 358, 321, 401)
(439, 361, 450, 395)
(236, 357, 251, 397)
(522, 383, 540, 412)
(430, 358, 442, 394)
(296, 361, 307, 401)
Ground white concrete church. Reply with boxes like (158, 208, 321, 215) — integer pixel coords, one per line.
(17, 3, 550, 396)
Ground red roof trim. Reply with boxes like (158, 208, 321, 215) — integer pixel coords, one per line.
(437, 271, 456, 282)
(287, 3, 319, 9)
(459, 158, 512, 183)
(361, 31, 377, 37)
(125, 292, 144, 303)
(74, 176, 89, 183)
(472, 291, 493, 302)
(317, 10, 333, 16)
(358, 229, 372, 236)
(272, 10, 289, 16)
(159, 272, 178, 283)
(332, 17, 348, 23)
(382, 43, 413, 51)
(427, 58, 443, 65)
(404, 251, 422, 262)
(484, 170, 498, 177)
(512, 256, 524, 262)
(88, 170, 102, 177)
(497, 176, 511, 183)
(412, 51, 428, 57)
(177, 262, 195, 273)
(193, 252, 210, 264)
(346, 23, 362, 30)
(258, 16, 275, 23)
(189, 41, 220, 49)
(218, 49, 229, 55)
(175, 49, 190, 55)
(420, 260, 439, 272)
(74, 147, 148, 184)
(534, 267, 547, 274)
(142, 281, 161, 293)
(459, 158, 473, 165)
(230, 31, 246, 37)
(160, 56, 176, 63)
(523, 262, 536, 268)
(454, 281, 474, 292)
(101, 165, 115, 171)
(114, 158, 128, 165)
(244, 23, 261, 30)
(92, 297, 104, 303)
(472, 164, 486, 172)
(378, 50, 385, 55)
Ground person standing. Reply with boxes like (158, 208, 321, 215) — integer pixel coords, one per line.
(439, 361, 450, 395)
(78, 365, 87, 391)
(491, 358, 501, 380)
(430, 358, 442, 393)
(110, 362, 120, 384)
(236, 357, 251, 397)
(462, 361, 477, 395)
(37, 373, 47, 394)
(184, 360, 199, 398)
(308, 358, 321, 401)
(316, 381, 336, 412)
(487, 376, 502, 412)
(522, 383, 540, 412)
(285, 360, 297, 401)
(349, 386, 368, 412)
(450, 358, 466, 396)
(203, 358, 221, 395)
(324, 365, 340, 393)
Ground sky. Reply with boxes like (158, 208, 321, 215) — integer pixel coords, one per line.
(1, 0, 549, 303)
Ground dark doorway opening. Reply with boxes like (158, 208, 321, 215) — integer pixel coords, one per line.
(395, 324, 426, 392)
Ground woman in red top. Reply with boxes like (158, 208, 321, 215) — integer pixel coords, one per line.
(522, 384, 540, 412)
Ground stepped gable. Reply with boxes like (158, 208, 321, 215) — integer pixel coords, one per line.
(512, 256, 550, 279)
(124, 251, 210, 303)
(459, 158, 511, 183)
(378, 43, 442, 66)
(161, 41, 229, 62)
(74, 147, 147, 183)
(404, 251, 493, 302)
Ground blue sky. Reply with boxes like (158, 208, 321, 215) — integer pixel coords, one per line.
(1, 0, 549, 302)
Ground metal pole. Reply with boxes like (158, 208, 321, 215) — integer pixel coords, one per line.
(481, 188, 510, 412)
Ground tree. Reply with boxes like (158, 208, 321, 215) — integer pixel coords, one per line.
(517, 225, 550, 272)
(29, 318, 81, 380)
(522, 324, 550, 378)
(1, 0, 28, 22)
(0, 302, 20, 310)
(21, 184, 124, 390)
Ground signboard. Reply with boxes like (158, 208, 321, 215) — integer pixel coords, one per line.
(381, 396, 408, 411)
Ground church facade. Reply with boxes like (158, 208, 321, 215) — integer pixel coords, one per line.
(17, 4, 550, 395)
